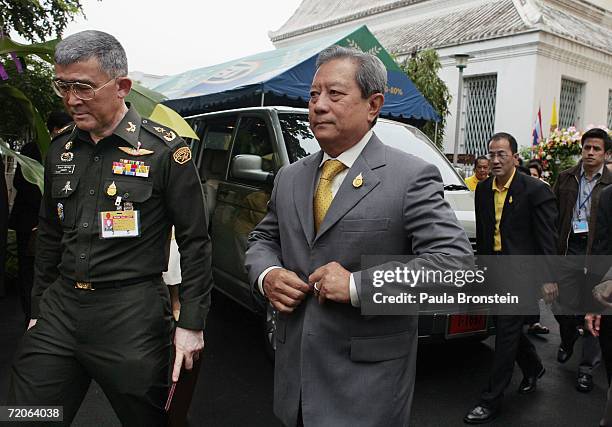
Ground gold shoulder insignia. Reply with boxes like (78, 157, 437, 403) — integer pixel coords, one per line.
(58, 124, 73, 134)
(163, 130, 176, 142)
(173, 146, 192, 164)
(52, 123, 76, 142)
(152, 126, 176, 142)
(118, 146, 155, 156)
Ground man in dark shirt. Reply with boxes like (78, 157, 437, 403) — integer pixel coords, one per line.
(7, 30, 212, 425)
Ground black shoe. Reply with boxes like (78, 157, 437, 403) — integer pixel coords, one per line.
(527, 323, 550, 335)
(576, 373, 594, 393)
(558, 328, 581, 363)
(464, 405, 499, 424)
(518, 366, 545, 394)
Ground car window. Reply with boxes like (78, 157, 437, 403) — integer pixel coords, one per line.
(229, 116, 276, 185)
(197, 116, 236, 181)
(278, 112, 462, 185)
(278, 113, 319, 162)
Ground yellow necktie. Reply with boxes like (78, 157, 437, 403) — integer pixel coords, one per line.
(314, 159, 347, 232)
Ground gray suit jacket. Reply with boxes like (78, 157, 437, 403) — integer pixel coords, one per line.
(245, 134, 472, 427)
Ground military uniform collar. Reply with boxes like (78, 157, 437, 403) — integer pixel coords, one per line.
(72, 104, 142, 148)
(112, 104, 142, 149)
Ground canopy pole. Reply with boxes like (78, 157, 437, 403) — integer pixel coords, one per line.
(434, 121, 438, 145)
(260, 91, 265, 106)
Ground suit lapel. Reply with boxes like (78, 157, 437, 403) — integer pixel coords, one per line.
(313, 137, 384, 243)
(501, 172, 523, 228)
(483, 180, 496, 241)
(294, 151, 322, 247)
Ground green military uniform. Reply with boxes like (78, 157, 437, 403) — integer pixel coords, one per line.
(8, 105, 212, 426)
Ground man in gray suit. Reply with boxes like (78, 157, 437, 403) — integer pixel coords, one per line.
(245, 45, 473, 426)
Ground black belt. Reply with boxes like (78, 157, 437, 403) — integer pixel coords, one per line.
(67, 274, 161, 291)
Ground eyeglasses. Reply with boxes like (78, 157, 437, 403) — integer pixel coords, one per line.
(52, 78, 115, 101)
(486, 152, 511, 160)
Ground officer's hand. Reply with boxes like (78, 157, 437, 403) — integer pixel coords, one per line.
(27, 319, 37, 330)
(172, 327, 204, 382)
(593, 280, 612, 308)
(263, 268, 311, 314)
(309, 262, 351, 305)
(541, 282, 559, 304)
(585, 313, 601, 337)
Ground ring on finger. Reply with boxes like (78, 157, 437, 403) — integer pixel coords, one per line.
(314, 282, 320, 292)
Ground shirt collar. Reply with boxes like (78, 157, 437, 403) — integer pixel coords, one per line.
(319, 130, 373, 169)
(74, 103, 141, 148)
(492, 167, 516, 192)
(580, 164, 604, 182)
(112, 104, 142, 148)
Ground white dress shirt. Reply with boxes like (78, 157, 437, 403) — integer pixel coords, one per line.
(257, 130, 373, 307)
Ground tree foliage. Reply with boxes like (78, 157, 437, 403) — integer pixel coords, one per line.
(401, 49, 451, 149)
(0, 57, 63, 150)
(0, 0, 85, 42)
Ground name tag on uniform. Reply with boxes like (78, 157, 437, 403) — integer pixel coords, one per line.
(53, 164, 75, 175)
(100, 210, 140, 238)
(572, 219, 588, 234)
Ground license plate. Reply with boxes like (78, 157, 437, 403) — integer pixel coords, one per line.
(447, 313, 487, 336)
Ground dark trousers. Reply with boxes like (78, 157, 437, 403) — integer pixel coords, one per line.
(16, 231, 34, 322)
(480, 315, 542, 409)
(7, 277, 173, 426)
(555, 313, 601, 375)
(555, 234, 601, 375)
(599, 315, 612, 385)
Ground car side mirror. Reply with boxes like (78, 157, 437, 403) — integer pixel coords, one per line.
(231, 154, 274, 183)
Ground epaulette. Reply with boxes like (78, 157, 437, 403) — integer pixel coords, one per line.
(51, 123, 76, 143)
(140, 118, 183, 149)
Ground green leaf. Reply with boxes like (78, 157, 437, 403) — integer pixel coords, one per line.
(0, 37, 58, 64)
(126, 81, 167, 118)
(0, 84, 51, 158)
(0, 139, 44, 192)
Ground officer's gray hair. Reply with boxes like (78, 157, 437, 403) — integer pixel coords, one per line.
(315, 45, 387, 99)
(54, 30, 128, 78)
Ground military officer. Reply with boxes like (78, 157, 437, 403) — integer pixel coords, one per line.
(7, 30, 212, 426)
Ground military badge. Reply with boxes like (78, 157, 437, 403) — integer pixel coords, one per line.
(126, 121, 136, 133)
(173, 147, 192, 164)
(113, 159, 150, 177)
(153, 126, 176, 142)
(118, 146, 154, 156)
(107, 181, 117, 196)
(62, 181, 73, 194)
(352, 173, 364, 188)
(162, 130, 176, 142)
(64, 141, 73, 151)
(60, 152, 74, 162)
(57, 202, 64, 221)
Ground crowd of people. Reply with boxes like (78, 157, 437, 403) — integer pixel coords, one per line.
(462, 128, 612, 424)
(2, 28, 612, 427)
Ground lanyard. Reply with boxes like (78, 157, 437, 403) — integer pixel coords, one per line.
(577, 173, 596, 212)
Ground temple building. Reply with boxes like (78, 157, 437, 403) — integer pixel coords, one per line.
(270, 0, 612, 156)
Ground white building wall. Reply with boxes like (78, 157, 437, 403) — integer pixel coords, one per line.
(534, 33, 612, 133)
(407, 31, 612, 156)
(428, 33, 541, 155)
